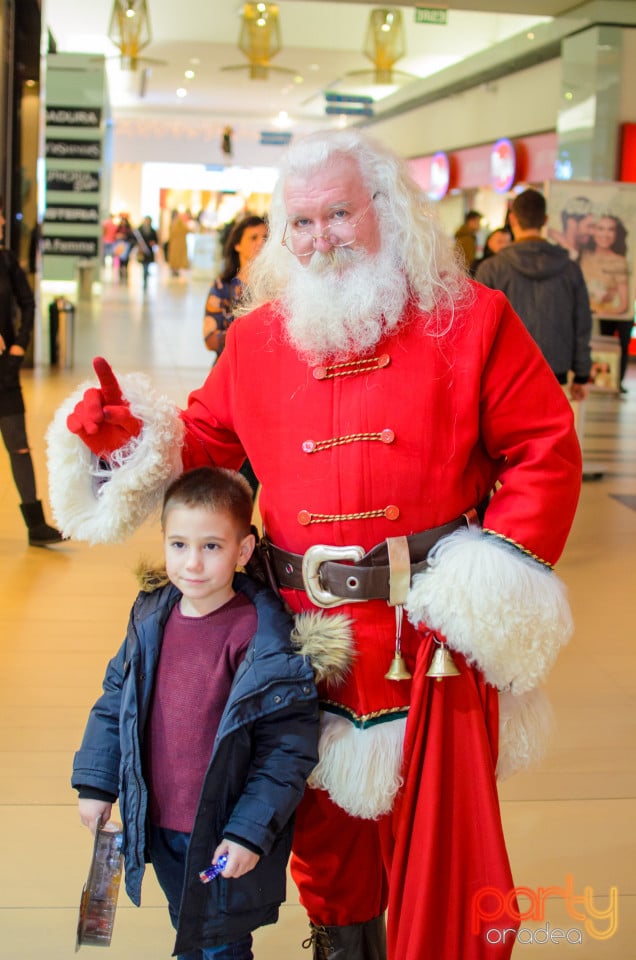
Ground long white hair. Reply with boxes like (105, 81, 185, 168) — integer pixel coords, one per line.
(247, 128, 471, 336)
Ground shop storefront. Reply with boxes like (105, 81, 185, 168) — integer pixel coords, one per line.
(407, 131, 558, 241)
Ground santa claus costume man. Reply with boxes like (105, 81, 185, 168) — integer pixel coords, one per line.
(48, 130, 580, 960)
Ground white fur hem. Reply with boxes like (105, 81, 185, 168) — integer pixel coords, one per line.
(405, 528, 573, 694)
(308, 712, 406, 819)
(497, 687, 554, 780)
(46, 372, 184, 543)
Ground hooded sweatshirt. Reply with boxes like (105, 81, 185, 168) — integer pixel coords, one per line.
(476, 239, 592, 383)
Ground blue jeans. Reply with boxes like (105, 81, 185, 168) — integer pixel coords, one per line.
(147, 824, 254, 960)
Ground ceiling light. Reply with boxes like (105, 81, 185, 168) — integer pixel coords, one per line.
(176, 87, 187, 97)
(363, 8, 407, 84)
(108, 0, 152, 71)
(184, 69, 195, 79)
(223, 3, 300, 81)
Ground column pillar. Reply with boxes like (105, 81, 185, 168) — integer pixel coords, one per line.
(556, 25, 623, 181)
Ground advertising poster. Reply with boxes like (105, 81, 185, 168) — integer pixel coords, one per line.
(546, 180, 636, 391)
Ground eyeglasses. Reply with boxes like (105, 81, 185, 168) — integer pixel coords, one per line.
(281, 195, 377, 258)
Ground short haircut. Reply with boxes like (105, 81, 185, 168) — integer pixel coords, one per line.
(161, 466, 253, 537)
(511, 189, 546, 230)
(466, 210, 482, 221)
(560, 195, 593, 229)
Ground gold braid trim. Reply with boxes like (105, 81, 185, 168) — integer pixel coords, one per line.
(482, 528, 553, 569)
(320, 699, 409, 729)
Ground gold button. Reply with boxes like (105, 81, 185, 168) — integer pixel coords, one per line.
(377, 354, 390, 368)
(312, 367, 327, 380)
(384, 505, 400, 520)
(302, 440, 316, 453)
(380, 429, 395, 444)
(297, 510, 312, 525)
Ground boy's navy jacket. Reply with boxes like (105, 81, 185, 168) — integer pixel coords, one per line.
(72, 573, 319, 954)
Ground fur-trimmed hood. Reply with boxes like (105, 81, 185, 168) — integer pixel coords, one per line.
(135, 559, 355, 687)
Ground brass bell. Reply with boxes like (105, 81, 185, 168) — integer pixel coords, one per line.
(384, 653, 412, 681)
(425, 643, 461, 681)
(385, 603, 412, 681)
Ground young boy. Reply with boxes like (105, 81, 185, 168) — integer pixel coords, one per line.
(72, 466, 319, 960)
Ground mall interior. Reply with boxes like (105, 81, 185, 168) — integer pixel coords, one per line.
(1, 1, 635, 958)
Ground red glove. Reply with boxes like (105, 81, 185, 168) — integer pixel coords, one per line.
(66, 357, 143, 458)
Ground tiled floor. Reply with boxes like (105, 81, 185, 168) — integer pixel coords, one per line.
(1, 260, 634, 959)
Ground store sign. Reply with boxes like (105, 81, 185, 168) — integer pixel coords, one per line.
(46, 139, 102, 161)
(428, 152, 451, 200)
(260, 131, 292, 146)
(44, 205, 100, 224)
(490, 138, 517, 193)
(46, 169, 101, 193)
(46, 106, 101, 128)
(415, 6, 448, 24)
(41, 235, 98, 257)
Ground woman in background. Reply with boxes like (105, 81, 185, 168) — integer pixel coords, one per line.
(0, 200, 63, 546)
(580, 213, 633, 393)
(203, 216, 268, 494)
(203, 216, 267, 358)
(114, 215, 134, 282)
(167, 211, 190, 278)
(469, 227, 512, 278)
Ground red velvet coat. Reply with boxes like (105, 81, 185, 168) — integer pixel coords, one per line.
(181, 283, 580, 726)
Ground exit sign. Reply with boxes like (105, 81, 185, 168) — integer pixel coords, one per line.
(415, 7, 448, 24)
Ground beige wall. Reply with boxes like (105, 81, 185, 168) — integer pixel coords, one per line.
(367, 58, 561, 160)
(620, 28, 636, 119)
(110, 162, 143, 224)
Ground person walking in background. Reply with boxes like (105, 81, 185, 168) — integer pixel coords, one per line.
(132, 216, 159, 291)
(101, 213, 118, 266)
(72, 465, 319, 960)
(168, 211, 190, 278)
(0, 200, 63, 546)
(579, 212, 633, 393)
(203, 216, 268, 358)
(476, 188, 592, 402)
(469, 226, 512, 277)
(114, 215, 134, 282)
(453, 209, 482, 269)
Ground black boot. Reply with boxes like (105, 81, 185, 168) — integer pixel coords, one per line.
(302, 916, 386, 960)
(20, 501, 66, 547)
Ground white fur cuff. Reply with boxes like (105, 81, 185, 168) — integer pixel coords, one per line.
(405, 529, 573, 694)
(497, 687, 554, 780)
(46, 372, 184, 543)
(309, 712, 406, 819)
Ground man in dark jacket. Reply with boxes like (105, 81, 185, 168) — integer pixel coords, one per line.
(476, 188, 592, 401)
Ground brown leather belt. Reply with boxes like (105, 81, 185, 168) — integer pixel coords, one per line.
(262, 514, 470, 608)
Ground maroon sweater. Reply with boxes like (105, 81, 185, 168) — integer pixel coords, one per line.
(144, 592, 257, 832)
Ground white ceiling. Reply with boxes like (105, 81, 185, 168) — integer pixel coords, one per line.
(41, 0, 636, 158)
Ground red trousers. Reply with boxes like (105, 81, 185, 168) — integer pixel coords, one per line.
(291, 637, 519, 960)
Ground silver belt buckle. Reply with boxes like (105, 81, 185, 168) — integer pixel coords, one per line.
(301, 543, 365, 608)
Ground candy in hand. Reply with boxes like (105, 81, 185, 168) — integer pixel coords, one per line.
(199, 854, 229, 884)
(66, 357, 143, 458)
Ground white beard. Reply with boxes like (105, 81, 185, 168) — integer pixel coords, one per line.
(281, 245, 409, 362)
